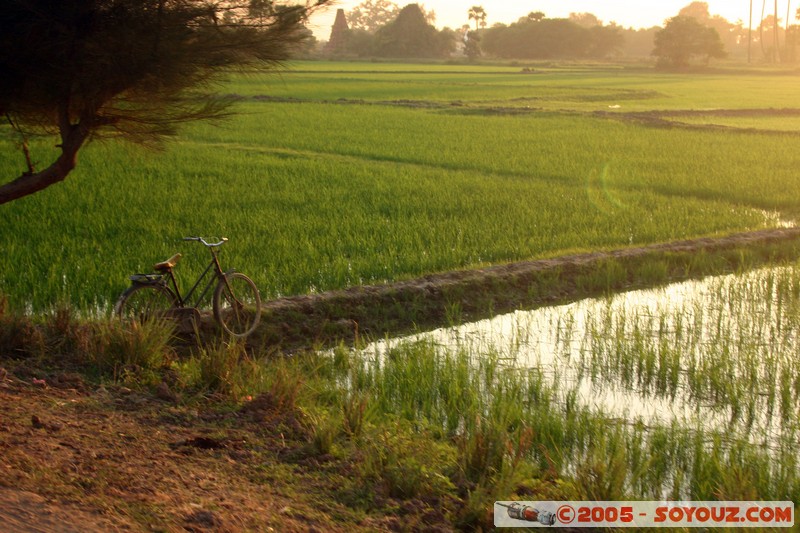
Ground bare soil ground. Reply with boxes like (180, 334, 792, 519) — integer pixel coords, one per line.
(2, 227, 800, 531)
(0, 371, 439, 532)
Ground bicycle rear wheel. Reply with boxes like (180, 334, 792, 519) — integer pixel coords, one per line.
(212, 272, 261, 338)
(114, 283, 177, 323)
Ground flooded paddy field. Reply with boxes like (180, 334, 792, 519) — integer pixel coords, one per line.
(353, 264, 800, 500)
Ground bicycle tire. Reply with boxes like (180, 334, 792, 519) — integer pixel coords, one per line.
(212, 272, 262, 338)
(114, 283, 177, 323)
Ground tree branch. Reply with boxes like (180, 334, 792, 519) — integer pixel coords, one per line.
(0, 105, 91, 205)
(1, 0, 333, 205)
(5, 114, 35, 176)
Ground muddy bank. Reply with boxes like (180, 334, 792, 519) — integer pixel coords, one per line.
(596, 107, 800, 134)
(252, 228, 800, 353)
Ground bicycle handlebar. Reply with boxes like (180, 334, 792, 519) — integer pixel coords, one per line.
(183, 236, 228, 247)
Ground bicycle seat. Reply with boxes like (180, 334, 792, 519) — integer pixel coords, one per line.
(154, 253, 182, 272)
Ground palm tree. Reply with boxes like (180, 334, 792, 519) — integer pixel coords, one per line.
(787, 0, 792, 60)
(468, 6, 487, 31)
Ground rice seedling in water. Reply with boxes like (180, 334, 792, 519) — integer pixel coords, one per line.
(347, 263, 800, 501)
(579, 265, 800, 432)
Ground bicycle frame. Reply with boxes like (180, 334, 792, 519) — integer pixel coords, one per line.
(163, 247, 232, 309)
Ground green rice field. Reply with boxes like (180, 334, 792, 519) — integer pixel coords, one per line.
(2, 62, 800, 311)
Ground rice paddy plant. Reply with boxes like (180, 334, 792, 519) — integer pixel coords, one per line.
(3, 65, 800, 311)
(335, 329, 798, 501)
(307, 410, 341, 456)
(573, 429, 630, 500)
(317, 261, 800, 502)
(175, 297, 794, 505)
(243, 62, 800, 112)
(263, 358, 306, 412)
(576, 264, 800, 436)
(341, 389, 369, 437)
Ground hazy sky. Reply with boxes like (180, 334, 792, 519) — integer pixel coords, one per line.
(308, 1, 766, 38)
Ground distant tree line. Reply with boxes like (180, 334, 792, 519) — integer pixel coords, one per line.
(327, 3, 623, 60)
(651, 1, 800, 67)
(480, 13, 624, 59)
(324, 1, 800, 65)
(328, 3, 454, 58)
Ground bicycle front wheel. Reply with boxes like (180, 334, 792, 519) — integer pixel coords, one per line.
(114, 283, 177, 323)
(212, 272, 262, 338)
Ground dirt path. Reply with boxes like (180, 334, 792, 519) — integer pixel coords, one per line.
(253, 227, 800, 352)
(0, 375, 375, 532)
(0, 488, 129, 533)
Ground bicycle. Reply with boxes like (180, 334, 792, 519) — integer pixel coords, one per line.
(114, 237, 262, 338)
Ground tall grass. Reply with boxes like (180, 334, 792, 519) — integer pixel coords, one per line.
(0, 302, 175, 382)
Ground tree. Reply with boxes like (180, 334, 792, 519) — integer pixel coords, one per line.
(463, 28, 482, 60)
(373, 3, 453, 58)
(418, 4, 437, 26)
(0, 0, 328, 205)
(758, 13, 782, 60)
(679, 1, 713, 20)
(652, 15, 727, 67)
(347, 0, 399, 32)
(618, 26, 661, 57)
(786, 20, 800, 61)
(760, 0, 768, 57)
(481, 17, 622, 59)
(775, 0, 780, 58)
(569, 12, 601, 28)
(468, 6, 486, 31)
(248, 0, 273, 24)
(338, 27, 377, 56)
(587, 24, 624, 57)
(677, 1, 745, 59)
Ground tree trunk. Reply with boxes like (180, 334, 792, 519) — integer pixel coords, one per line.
(787, 0, 792, 60)
(749, 0, 753, 62)
(775, 0, 780, 60)
(0, 108, 91, 205)
(760, 0, 767, 58)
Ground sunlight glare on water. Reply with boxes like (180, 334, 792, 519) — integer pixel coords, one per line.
(365, 265, 800, 445)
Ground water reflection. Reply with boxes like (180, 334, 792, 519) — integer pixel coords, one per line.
(366, 266, 800, 446)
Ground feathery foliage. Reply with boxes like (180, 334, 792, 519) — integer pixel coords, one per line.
(0, 0, 328, 203)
